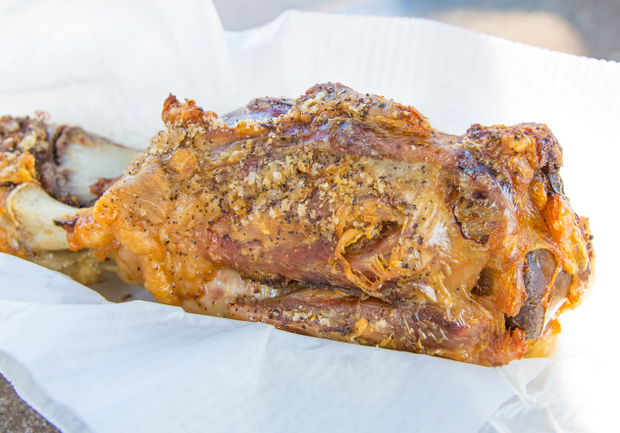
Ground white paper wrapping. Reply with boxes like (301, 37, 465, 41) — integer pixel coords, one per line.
(0, 0, 237, 148)
(1, 1, 619, 432)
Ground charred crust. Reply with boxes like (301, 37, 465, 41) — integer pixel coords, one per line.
(54, 215, 78, 230)
(545, 170, 564, 194)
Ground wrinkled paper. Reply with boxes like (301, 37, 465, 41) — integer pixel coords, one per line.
(1, 1, 619, 432)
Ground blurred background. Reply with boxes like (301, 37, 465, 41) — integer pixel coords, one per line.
(214, 0, 620, 60)
(2, 0, 618, 432)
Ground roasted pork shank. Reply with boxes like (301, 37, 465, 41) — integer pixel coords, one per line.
(1, 83, 593, 366)
(62, 83, 595, 365)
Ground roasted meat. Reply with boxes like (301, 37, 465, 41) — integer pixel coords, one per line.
(0, 113, 138, 283)
(0, 83, 594, 366)
(2, 83, 594, 366)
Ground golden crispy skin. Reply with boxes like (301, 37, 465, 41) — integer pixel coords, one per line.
(60, 83, 593, 366)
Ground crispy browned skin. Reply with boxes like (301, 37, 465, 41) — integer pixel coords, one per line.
(61, 83, 593, 366)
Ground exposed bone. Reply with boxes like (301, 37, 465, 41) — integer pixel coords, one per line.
(54, 127, 138, 203)
(6, 183, 76, 252)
